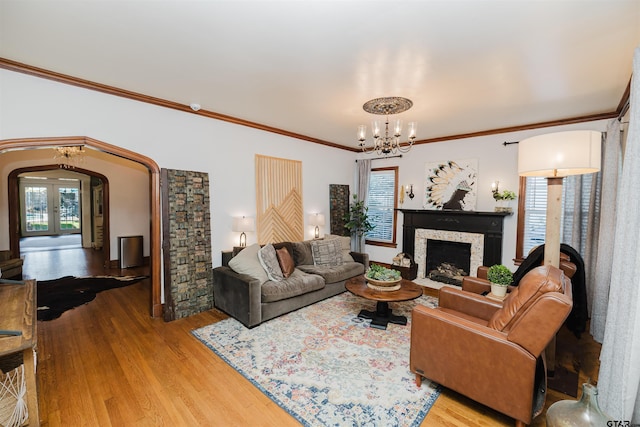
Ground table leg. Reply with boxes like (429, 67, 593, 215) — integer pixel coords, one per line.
(357, 301, 408, 330)
(23, 348, 40, 426)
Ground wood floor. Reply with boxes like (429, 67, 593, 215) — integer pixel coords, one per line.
(22, 244, 602, 426)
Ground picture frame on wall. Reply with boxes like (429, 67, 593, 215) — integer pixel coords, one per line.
(423, 159, 478, 211)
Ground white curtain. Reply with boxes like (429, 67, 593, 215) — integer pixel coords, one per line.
(598, 46, 640, 423)
(352, 159, 371, 252)
(590, 119, 622, 342)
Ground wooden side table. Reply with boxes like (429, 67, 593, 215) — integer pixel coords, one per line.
(0, 279, 39, 426)
(345, 275, 423, 330)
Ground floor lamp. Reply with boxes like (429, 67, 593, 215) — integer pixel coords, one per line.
(518, 129, 601, 394)
(518, 130, 601, 267)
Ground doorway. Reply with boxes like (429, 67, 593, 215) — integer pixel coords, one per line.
(1, 136, 162, 318)
(20, 178, 81, 237)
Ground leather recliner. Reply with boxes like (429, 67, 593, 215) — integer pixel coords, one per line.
(410, 265, 573, 427)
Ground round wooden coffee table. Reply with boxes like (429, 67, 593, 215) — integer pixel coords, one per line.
(345, 275, 423, 330)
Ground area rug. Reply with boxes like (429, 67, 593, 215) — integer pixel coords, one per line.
(37, 275, 148, 321)
(192, 292, 441, 427)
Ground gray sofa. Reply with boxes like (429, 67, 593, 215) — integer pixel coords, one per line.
(213, 237, 368, 328)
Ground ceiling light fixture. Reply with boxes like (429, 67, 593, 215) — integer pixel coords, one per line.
(357, 97, 417, 155)
(54, 145, 85, 169)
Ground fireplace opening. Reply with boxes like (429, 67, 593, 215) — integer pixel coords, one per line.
(426, 239, 471, 286)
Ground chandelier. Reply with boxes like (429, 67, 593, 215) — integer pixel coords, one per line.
(54, 145, 85, 169)
(357, 96, 417, 155)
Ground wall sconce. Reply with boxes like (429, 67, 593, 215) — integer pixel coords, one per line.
(308, 213, 325, 239)
(405, 184, 415, 199)
(491, 181, 500, 199)
(232, 216, 255, 247)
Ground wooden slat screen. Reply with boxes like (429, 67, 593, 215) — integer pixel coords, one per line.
(255, 155, 303, 243)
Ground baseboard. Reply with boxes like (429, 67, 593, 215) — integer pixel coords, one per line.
(108, 256, 151, 269)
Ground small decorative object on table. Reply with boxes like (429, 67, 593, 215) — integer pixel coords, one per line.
(487, 264, 513, 298)
(366, 264, 402, 291)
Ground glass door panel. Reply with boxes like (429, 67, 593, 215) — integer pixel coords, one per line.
(23, 185, 50, 234)
(57, 187, 80, 232)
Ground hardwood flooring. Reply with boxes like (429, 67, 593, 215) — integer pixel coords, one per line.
(23, 244, 601, 426)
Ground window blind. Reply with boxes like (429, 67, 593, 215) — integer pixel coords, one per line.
(366, 169, 396, 243)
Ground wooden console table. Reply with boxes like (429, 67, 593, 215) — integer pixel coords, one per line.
(0, 279, 39, 426)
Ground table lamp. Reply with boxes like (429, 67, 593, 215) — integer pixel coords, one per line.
(518, 130, 601, 268)
(232, 216, 255, 247)
(308, 213, 325, 239)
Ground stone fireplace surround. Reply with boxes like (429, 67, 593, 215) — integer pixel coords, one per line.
(400, 210, 510, 285)
(415, 229, 484, 280)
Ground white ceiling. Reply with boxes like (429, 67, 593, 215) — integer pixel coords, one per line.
(2, 1, 639, 150)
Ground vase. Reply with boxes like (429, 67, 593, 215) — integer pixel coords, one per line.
(546, 383, 613, 427)
(494, 200, 513, 213)
(490, 282, 508, 297)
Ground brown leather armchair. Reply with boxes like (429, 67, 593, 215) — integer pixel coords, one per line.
(410, 265, 573, 427)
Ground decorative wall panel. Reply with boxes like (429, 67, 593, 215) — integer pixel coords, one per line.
(329, 184, 350, 236)
(161, 169, 213, 321)
(255, 155, 303, 243)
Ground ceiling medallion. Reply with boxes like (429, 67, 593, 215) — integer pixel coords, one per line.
(362, 97, 413, 115)
(357, 97, 417, 156)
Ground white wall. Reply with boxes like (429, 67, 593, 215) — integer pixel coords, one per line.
(0, 69, 611, 270)
(0, 69, 354, 264)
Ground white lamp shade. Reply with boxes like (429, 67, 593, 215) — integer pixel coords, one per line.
(308, 213, 325, 226)
(518, 130, 601, 177)
(232, 216, 255, 232)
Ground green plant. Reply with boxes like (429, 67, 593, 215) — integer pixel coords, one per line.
(366, 263, 401, 281)
(343, 195, 374, 237)
(493, 189, 517, 201)
(487, 264, 513, 286)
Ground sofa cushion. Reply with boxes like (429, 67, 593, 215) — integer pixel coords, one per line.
(258, 244, 284, 282)
(488, 265, 564, 332)
(291, 241, 314, 266)
(297, 261, 365, 284)
(276, 246, 295, 278)
(261, 269, 325, 303)
(324, 234, 355, 262)
(311, 238, 343, 267)
(228, 243, 268, 284)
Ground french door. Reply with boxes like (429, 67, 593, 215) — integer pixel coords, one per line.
(20, 181, 81, 236)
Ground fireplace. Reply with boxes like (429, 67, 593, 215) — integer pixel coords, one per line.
(415, 228, 484, 285)
(400, 209, 509, 285)
(426, 239, 471, 285)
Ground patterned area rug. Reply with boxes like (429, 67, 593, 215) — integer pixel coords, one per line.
(192, 292, 440, 427)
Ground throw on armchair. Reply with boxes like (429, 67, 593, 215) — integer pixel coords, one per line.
(410, 265, 573, 427)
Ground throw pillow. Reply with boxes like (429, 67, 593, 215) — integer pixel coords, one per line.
(258, 244, 284, 282)
(311, 238, 343, 267)
(228, 243, 269, 284)
(291, 241, 314, 265)
(324, 234, 355, 262)
(276, 246, 296, 278)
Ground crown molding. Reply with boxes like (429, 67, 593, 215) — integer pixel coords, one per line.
(1, 57, 628, 151)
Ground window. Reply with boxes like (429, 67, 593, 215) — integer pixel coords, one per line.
(365, 167, 398, 247)
(518, 173, 598, 258)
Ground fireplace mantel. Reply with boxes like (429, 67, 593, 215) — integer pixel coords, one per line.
(399, 209, 510, 267)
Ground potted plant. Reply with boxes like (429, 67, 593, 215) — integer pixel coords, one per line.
(487, 264, 513, 297)
(343, 195, 374, 253)
(492, 189, 517, 213)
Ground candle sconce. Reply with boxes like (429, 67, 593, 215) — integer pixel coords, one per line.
(405, 184, 415, 199)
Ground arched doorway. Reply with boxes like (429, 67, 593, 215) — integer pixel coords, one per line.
(9, 165, 109, 263)
(0, 136, 162, 317)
